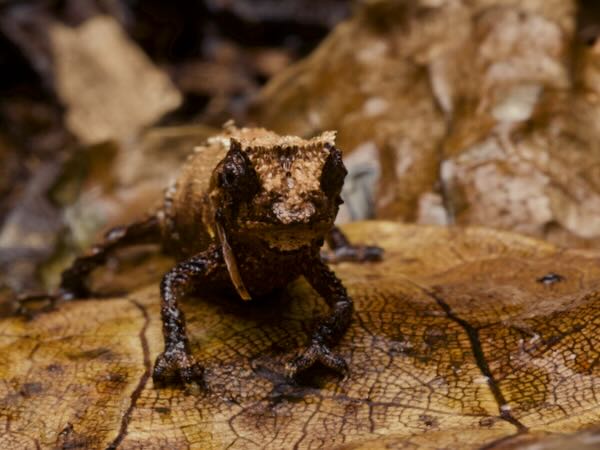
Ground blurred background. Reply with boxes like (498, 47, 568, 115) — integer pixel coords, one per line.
(1, 0, 600, 300)
(0, 0, 353, 299)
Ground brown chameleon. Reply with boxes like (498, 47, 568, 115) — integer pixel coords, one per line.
(21, 125, 382, 387)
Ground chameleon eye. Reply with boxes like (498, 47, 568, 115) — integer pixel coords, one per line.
(218, 139, 260, 198)
(320, 145, 347, 195)
(218, 140, 246, 189)
(220, 165, 238, 188)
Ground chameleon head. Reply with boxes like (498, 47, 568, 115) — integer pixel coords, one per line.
(209, 128, 346, 251)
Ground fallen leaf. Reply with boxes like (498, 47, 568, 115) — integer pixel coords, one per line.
(1, 222, 598, 449)
(50, 16, 182, 145)
(251, 0, 600, 248)
(252, 0, 448, 221)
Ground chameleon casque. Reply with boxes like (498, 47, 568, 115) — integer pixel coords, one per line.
(23, 125, 382, 387)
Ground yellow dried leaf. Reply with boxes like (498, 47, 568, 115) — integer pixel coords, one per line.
(1, 222, 598, 448)
(50, 16, 182, 145)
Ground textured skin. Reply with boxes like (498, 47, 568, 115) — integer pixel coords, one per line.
(158, 127, 339, 257)
(153, 126, 363, 384)
(2, 222, 599, 449)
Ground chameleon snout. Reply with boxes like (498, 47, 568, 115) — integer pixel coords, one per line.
(272, 201, 316, 224)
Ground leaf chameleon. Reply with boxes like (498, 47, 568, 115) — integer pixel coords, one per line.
(21, 125, 382, 386)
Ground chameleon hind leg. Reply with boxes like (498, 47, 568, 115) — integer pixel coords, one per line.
(58, 216, 162, 299)
(19, 215, 161, 314)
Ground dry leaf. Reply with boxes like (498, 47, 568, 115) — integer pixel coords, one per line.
(435, 1, 600, 248)
(0, 124, 216, 295)
(50, 16, 182, 145)
(1, 222, 598, 449)
(252, 0, 448, 221)
(251, 0, 600, 248)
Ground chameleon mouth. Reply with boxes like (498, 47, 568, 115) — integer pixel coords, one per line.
(237, 215, 333, 250)
(249, 224, 330, 251)
(242, 218, 332, 232)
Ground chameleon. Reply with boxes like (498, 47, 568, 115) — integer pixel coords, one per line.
(21, 125, 382, 387)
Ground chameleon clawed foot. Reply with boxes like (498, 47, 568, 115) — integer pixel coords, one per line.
(152, 349, 204, 387)
(285, 342, 348, 379)
(322, 244, 383, 264)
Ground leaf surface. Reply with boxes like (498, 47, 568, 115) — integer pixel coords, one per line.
(1, 222, 598, 449)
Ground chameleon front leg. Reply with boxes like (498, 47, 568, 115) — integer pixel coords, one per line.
(286, 258, 353, 378)
(321, 225, 383, 263)
(152, 245, 225, 387)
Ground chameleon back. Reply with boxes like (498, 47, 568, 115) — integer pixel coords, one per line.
(158, 139, 227, 258)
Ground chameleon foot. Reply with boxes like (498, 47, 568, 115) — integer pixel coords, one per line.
(285, 342, 348, 379)
(152, 349, 204, 387)
(322, 244, 383, 264)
